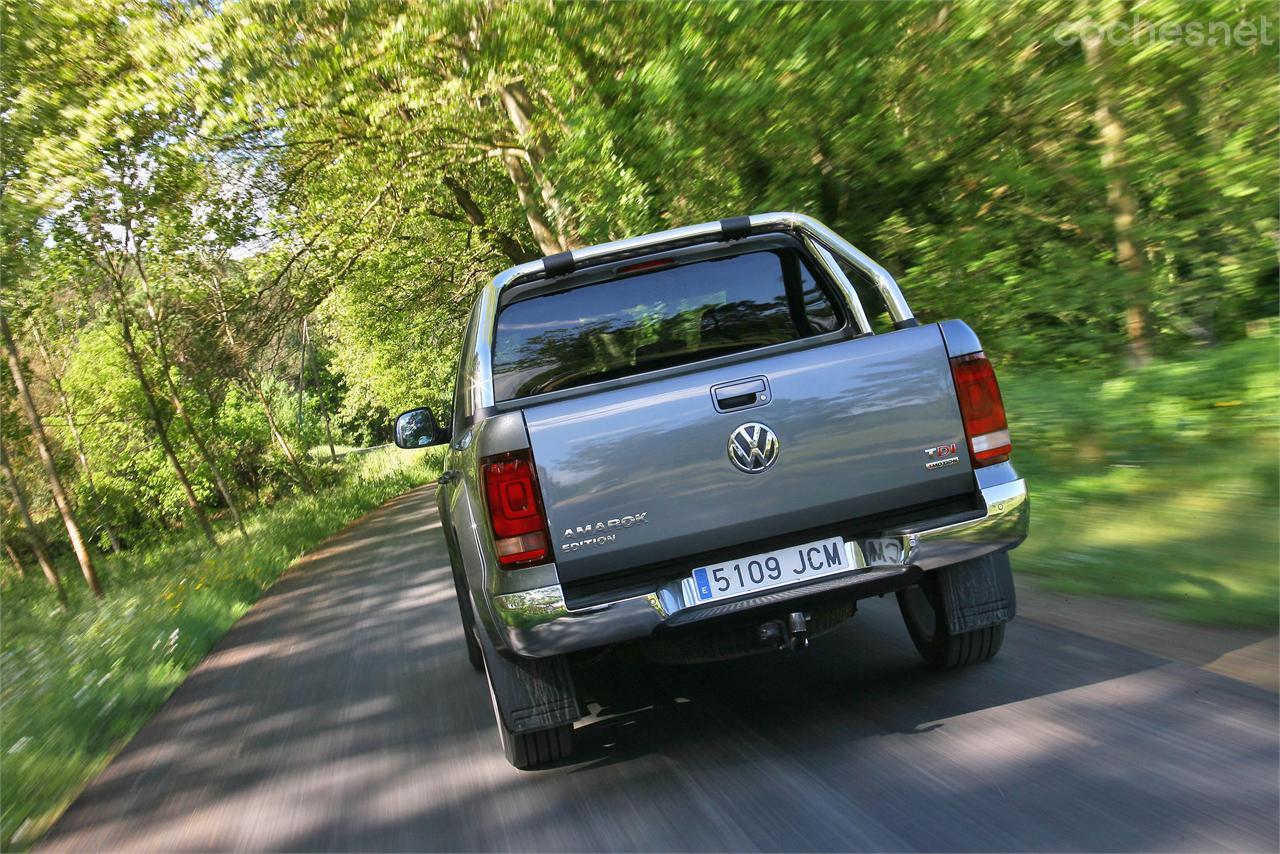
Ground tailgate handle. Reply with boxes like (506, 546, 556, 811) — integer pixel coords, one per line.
(712, 377, 769, 412)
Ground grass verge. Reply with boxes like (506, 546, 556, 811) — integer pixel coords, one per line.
(0, 446, 442, 848)
(1004, 335, 1278, 627)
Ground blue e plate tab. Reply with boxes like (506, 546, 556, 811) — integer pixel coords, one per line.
(693, 568, 712, 601)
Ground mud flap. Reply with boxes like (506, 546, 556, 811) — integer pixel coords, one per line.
(936, 552, 1017, 634)
(476, 622, 578, 734)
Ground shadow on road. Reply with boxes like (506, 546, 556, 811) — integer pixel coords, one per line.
(41, 484, 1279, 853)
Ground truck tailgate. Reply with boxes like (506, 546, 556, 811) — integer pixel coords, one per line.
(524, 324, 972, 585)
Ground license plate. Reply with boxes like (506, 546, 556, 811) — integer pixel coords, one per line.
(687, 536, 851, 604)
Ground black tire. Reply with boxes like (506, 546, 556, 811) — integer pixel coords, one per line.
(499, 721, 574, 770)
(483, 665, 574, 769)
(448, 554, 484, 672)
(896, 570, 1006, 669)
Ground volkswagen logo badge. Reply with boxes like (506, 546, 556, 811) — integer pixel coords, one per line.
(728, 423, 780, 473)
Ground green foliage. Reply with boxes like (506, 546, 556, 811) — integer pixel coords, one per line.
(10, 0, 1274, 452)
(272, 0, 1274, 393)
(50, 320, 330, 541)
(0, 446, 443, 848)
(1, 0, 1276, 838)
(59, 323, 201, 531)
(1006, 334, 1279, 625)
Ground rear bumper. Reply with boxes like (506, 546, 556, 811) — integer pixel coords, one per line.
(491, 475, 1028, 658)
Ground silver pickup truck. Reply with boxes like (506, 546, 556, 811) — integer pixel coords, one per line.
(395, 212, 1028, 768)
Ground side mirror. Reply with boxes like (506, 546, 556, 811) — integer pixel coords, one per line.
(394, 407, 447, 449)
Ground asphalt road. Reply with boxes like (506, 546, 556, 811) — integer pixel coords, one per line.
(43, 484, 1279, 852)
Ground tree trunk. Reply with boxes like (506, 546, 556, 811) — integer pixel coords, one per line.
(133, 260, 248, 539)
(164, 381, 248, 539)
(1081, 25, 1152, 367)
(303, 325, 340, 465)
(814, 140, 842, 226)
(500, 149, 562, 256)
(248, 377, 313, 491)
(322, 411, 338, 463)
(29, 321, 124, 553)
(498, 81, 584, 251)
(110, 294, 219, 547)
(1, 314, 101, 597)
(297, 318, 307, 435)
(4, 541, 27, 578)
(1, 441, 67, 606)
(442, 175, 537, 263)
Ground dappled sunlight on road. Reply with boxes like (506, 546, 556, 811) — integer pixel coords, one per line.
(40, 484, 1279, 853)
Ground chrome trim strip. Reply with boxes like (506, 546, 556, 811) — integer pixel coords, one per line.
(471, 284, 500, 411)
(491, 476, 1028, 657)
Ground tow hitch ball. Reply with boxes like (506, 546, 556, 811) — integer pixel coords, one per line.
(758, 611, 810, 652)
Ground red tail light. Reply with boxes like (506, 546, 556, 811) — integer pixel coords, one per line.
(482, 450, 551, 568)
(950, 352, 1011, 467)
(617, 257, 675, 275)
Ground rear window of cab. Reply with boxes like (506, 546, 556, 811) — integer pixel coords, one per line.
(491, 248, 844, 402)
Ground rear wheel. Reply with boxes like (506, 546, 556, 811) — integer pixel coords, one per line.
(897, 569, 1005, 668)
(483, 662, 574, 769)
(498, 719, 574, 770)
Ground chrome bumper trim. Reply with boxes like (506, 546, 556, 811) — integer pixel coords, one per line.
(893, 477, 1028, 570)
(492, 478, 1029, 657)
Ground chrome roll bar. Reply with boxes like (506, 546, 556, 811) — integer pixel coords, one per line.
(466, 212, 915, 413)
